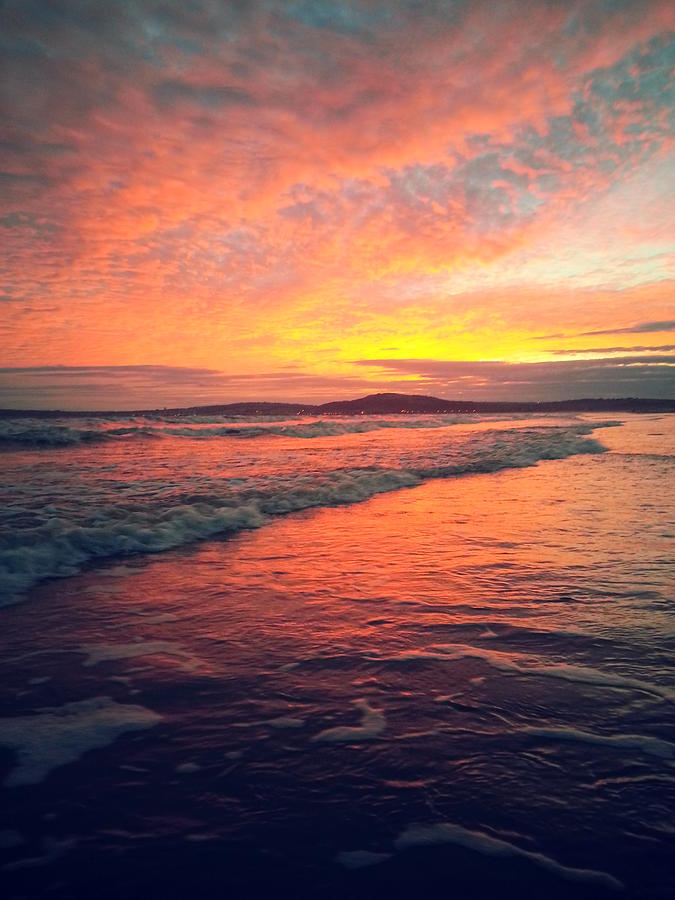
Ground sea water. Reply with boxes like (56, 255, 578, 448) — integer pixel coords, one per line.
(0, 413, 673, 898)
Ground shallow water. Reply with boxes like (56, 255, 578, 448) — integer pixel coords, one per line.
(1, 413, 673, 898)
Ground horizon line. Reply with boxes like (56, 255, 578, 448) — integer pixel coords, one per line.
(2, 391, 674, 416)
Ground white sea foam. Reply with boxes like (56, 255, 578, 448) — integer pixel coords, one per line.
(312, 699, 386, 743)
(225, 750, 243, 760)
(264, 716, 306, 729)
(0, 501, 268, 601)
(175, 762, 201, 774)
(394, 822, 624, 890)
(0, 696, 161, 787)
(521, 726, 675, 759)
(80, 640, 202, 671)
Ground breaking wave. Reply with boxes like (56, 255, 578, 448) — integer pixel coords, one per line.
(0, 422, 608, 602)
(0, 414, 523, 448)
(0, 422, 154, 448)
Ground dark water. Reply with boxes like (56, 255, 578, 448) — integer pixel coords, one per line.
(1, 413, 673, 898)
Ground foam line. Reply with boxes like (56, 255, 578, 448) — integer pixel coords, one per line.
(520, 726, 675, 759)
(312, 699, 386, 743)
(375, 644, 675, 703)
(336, 850, 392, 869)
(80, 640, 202, 671)
(394, 822, 624, 890)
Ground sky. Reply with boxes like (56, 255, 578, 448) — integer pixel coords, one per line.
(1, 0, 674, 409)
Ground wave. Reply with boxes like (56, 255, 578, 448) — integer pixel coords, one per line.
(0, 414, 533, 448)
(168, 415, 612, 445)
(166, 415, 480, 440)
(0, 423, 607, 602)
(0, 423, 156, 448)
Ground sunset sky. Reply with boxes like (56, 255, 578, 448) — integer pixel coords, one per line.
(1, 0, 674, 408)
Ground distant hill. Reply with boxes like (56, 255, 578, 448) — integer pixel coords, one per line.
(2, 391, 674, 418)
(314, 393, 675, 415)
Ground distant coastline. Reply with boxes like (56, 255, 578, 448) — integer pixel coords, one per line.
(2, 392, 674, 418)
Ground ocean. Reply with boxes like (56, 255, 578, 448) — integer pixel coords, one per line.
(1, 412, 673, 898)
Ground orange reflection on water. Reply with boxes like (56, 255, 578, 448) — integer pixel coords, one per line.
(12, 415, 672, 679)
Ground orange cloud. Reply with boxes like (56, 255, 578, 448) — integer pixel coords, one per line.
(1, 1, 673, 403)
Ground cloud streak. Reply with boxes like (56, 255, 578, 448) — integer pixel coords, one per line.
(578, 320, 675, 337)
(355, 355, 675, 400)
(2, 355, 673, 409)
